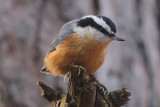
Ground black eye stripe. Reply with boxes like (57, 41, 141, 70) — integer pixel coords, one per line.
(97, 15, 116, 33)
(77, 18, 109, 35)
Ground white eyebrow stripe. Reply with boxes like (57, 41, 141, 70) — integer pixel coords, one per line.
(82, 15, 111, 33)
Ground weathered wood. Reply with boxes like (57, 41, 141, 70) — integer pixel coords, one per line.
(38, 65, 131, 107)
(37, 81, 65, 107)
(66, 65, 96, 107)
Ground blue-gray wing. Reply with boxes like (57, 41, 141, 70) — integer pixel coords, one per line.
(47, 19, 79, 53)
(41, 19, 79, 73)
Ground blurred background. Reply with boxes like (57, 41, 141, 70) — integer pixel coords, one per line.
(0, 0, 160, 107)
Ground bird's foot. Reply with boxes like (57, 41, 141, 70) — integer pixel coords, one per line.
(69, 64, 87, 76)
(77, 65, 87, 76)
(64, 64, 88, 84)
(64, 72, 70, 84)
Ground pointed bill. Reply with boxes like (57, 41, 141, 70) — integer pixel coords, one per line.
(111, 34, 125, 41)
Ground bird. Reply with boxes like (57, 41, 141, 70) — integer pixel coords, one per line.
(41, 15, 124, 77)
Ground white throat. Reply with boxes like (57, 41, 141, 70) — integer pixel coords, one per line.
(73, 25, 110, 42)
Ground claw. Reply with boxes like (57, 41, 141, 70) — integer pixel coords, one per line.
(64, 72, 70, 84)
(78, 67, 81, 76)
(78, 65, 87, 76)
(69, 64, 88, 77)
(79, 66, 87, 72)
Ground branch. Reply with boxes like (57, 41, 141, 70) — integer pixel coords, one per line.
(38, 65, 131, 107)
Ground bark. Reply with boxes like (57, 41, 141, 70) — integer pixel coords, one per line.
(0, 0, 159, 107)
(38, 65, 131, 107)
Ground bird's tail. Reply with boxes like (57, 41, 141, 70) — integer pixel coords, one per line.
(40, 66, 50, 74)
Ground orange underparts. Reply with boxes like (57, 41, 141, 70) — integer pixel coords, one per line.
(44, 33, 112, 76)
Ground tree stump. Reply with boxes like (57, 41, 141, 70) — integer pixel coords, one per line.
(38, 65, 131, 107)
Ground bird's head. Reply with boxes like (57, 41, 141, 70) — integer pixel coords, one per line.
(75, 15, 125, 41)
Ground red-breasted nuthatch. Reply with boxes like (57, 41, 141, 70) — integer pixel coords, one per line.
(41, 15, 124, 76)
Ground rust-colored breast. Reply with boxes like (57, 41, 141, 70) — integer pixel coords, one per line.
(44, 33, 112, 76)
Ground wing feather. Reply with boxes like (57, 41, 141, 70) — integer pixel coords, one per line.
(47, 19, 79, 53)
(41, 19, 79, 73)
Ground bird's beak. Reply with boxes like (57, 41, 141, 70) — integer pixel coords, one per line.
(112, 34, 125, 41)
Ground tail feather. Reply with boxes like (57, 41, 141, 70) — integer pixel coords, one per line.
(40, 66, 50, 74)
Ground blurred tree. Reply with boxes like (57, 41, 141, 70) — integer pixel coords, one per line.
(0, 0, 159, 107)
